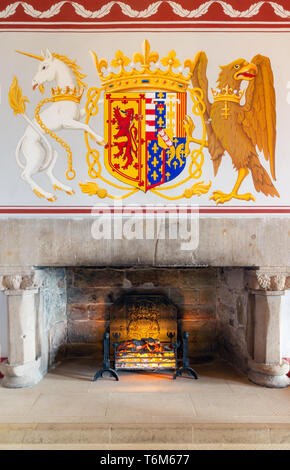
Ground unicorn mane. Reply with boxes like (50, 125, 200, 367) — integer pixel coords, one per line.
(52, 53, 87, 90)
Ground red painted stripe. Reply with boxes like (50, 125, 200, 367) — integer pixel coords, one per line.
(0, 207, 289, 214)
(182, 92, 186, 137)
(146, 109, 156, 115)
(4, 23, 290, 30)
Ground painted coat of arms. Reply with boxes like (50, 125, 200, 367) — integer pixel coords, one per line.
(81, 40, 210, 200)
(8, 39, 278, 204)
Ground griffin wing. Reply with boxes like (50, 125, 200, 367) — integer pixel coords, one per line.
(191, 51, 211, 117)
(241, 55, 276, 180)
(191, 51, 225, 175)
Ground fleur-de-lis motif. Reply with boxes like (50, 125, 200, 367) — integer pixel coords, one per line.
(111, 50, 130, 69)
(161, 50, 180, 69)
(133, 40, 159, 69)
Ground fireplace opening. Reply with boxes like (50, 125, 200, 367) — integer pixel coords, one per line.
(94, 293, 198, 380)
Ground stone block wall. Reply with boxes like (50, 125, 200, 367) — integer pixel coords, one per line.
(65, 267, 218, 362)
(38, 266, 252, 370)
(38, 268, 67, 372)
(216, 268, 249, 372)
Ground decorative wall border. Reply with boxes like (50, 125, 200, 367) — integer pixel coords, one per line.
(1, 1, 290, 29)
(0, 206, 290, 215)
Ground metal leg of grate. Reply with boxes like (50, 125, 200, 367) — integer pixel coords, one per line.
(173, 331, 198, 380)
(93, 331, 119, 382)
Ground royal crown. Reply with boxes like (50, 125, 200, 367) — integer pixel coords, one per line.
(50, 86, 84, 104)
(91, 40, 195, 93)
(211, 85, 245, 104)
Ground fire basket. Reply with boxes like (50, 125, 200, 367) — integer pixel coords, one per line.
(114, 335, 177, 370)
(93, 331, 198, 381)
(93, 293, 198, 381)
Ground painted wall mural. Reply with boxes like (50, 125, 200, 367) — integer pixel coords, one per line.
(0, 0, 290, 214)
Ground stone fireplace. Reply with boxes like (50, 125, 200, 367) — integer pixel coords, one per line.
(0, 216, 289, 390)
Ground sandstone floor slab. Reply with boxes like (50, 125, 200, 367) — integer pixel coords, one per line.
(1, 358, 290, 447)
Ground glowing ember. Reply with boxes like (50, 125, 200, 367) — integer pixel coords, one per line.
(115, 338, 176, 369)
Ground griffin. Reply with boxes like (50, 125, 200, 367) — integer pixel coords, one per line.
(191, 52, 279, 204)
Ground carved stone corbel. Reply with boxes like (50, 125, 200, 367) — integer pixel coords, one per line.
(0, 270, 41, 292)
(247, 267, 287, 292)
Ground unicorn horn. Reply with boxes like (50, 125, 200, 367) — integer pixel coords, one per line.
(15, 50, 44, 61)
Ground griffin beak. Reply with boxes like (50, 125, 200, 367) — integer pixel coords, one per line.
(234, 62, 258, 81)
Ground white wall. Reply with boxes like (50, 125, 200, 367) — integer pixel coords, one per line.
(282, 290, 290, 358)
(0, 292, 8, 358)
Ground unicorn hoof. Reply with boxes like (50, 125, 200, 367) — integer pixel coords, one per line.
(53, 184, 74, 196)
(47, 195, 57, 202)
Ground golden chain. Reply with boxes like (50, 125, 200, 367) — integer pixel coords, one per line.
(84, 87, 102, 179)
(188, 88, 206, 180)
(34, 98, 76, 180)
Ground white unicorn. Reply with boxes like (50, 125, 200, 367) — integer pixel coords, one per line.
(14, 49, 105, 201)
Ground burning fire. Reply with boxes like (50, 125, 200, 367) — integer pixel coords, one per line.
(115, 338, 176, 369)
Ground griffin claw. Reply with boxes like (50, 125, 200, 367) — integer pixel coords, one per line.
(210, 191, 255, 205)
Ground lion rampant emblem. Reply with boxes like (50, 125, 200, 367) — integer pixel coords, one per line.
(112, 106, 138, 169)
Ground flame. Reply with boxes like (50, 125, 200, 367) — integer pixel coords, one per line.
(115, 338, 176, 369)
(8, 76, 29, 115)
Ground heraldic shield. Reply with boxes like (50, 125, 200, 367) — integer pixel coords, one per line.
(104, 92, 187, 192)
(80, 40, 211, 201)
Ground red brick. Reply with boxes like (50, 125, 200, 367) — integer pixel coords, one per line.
(169, 288, 200, 306)
(67, 304, 89, 321)
(67, 287, 112, 304)
(73, 268, 125, 288)
(199, 288, 216, 305)
(179, 269, 216, 288)
(88, 304, 110, 321)
(125, 269, 158, 286)
(180, 305, 215, 320)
